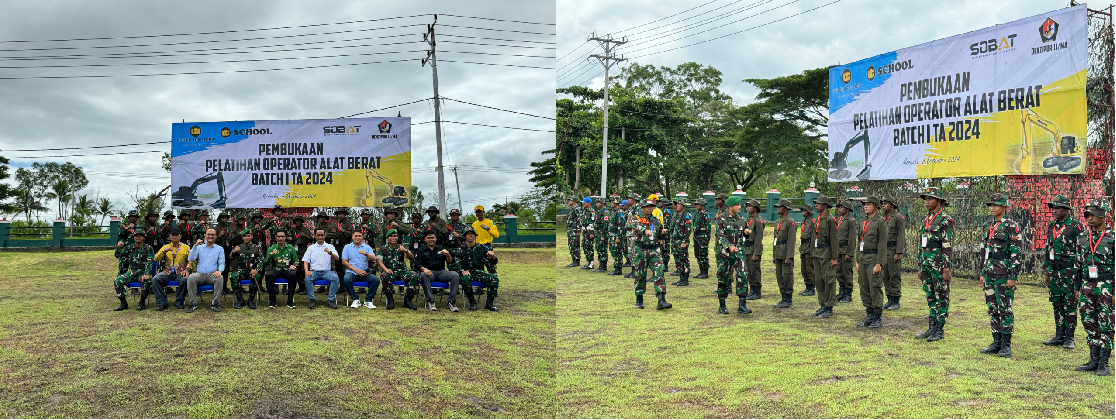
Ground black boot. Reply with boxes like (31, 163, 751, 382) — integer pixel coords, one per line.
(980, 332, 1003, 354)
(1062, 324, 1076, 349)
(468, 295, 478, 311)
(718, 298, 728, 314)
(624, 270, 634, 279)
(998, 334, 1013, 358)
(1042, 325, 1065, 346)
(746, 287, 761, 301)
(818, 306, 833, 319)
(856, 308, 872, 327)
(656, 293, 672, 310)
(837, 286, 852, 303)
(799, 284, 815, 296)
(403, 289, 417, 310)
(1076, 345, 1100, 371)
(566, 261, 580, 267)
(737, 296, 752, 314)
(582, 261, 593, 270)
(774, 293, 791, 309)
(915, 318, 933, 339)
(926, 319, 945, 342)
(695, 269, 708, 279)
(114, 296, 129, 311)
(1096, 349, 1111, 376)
(594, 264, 608, 273)
(868, 309, 881, 329)
(234, 293, 245, 310)
(884, 295, 900, 310)
(670, 279, 680, 286)
(669, 269, 680, 276)
(386, 294, 395, 310)
(485, 294, 498, 312)
(136, 295, 147, 311)
(676, 272, 689, 287)
(608, 268, 622, 276)
(635, 294, 644, 309)
(248, 294, 257, 310)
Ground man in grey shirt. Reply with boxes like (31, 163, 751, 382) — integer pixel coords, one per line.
(186, 228, 226, 313)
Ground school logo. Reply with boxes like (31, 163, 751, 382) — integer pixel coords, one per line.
(189, 125, 201, 137)
(1039, 17, 1059, 43)
(866, 66, 876, 81)
(841, 68, 852, 84)
(378, 120, 392, 133)
(220, 127, 231, 138)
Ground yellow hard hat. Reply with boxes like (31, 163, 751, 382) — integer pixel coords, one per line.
(474, 205, 485, 212)
(648, 194, 659, 200)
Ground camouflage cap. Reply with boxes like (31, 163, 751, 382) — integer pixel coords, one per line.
(837, 200, 854, 209)
(610, 196, 621, 204)
(132, 229, 146, 237)
(145, 211, 159, 217)
(879, 196, 898, 206)
(178, 210, 191, 217)
(449, 208, 461, 215)
(384, 207, 399, 215)
(628, 193, 641, 199)
(862, 196, 881, 206)
(814, 195, 834, 206)
(360, 209, 372, 215)
(1084, 199, 1110, 218)
(197, 212, 209, 218)
(292, 215, 305, 222)
(986, 193, 1010, 207)
(641, 199, 656, 207)
(774, 198, 793, 208)
(411, 212, 423, 219)
(746, 199, 762, 209)
(694, 199, 707, 207)
(236, 215, 246, 221)
(715, 194, 728, 201)
(271, 205, 284, 213)
(919, 187, 946, 202)
(162, 210, 175, 219)
(316, 212, 330, 219)
(463, 227, 478, 236)
(798, 205, 813, 214)
(1045, 194, 1073, 211)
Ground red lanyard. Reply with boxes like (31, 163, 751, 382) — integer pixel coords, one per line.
(861, 220, 871, 236)
(924, 209, 942, 232)
(836, 215, 845, 229)
(988, 221, 1003, 241)
(775, 221, 784, 235)
(1088, 229, 1105, 255)
(1052, 222, 1067, 243)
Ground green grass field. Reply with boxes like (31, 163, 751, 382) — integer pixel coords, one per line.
(555, 223, 1115, 418)
(0, 248, 555, 418)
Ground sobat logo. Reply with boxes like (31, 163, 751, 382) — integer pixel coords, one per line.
(323, 125, 361, 135)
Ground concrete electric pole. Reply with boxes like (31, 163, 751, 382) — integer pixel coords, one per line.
(588, 33, 627, 199)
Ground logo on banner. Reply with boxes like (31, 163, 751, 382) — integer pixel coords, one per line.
(1040, 17, 1059, 43)
(378, 120, 392, 133)
(866, 66, 876, 81)
(970, 34, 1016, 57)
(220, 127, 231, 138)
(189, 125, 201, 137)
(323, 125, 361, 135)
(841, 68, 851, 84)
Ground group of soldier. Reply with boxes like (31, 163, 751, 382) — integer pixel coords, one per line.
(565, 190, 1113, 375)
(112, 204, 503, 313)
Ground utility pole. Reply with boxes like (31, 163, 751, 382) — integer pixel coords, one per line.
(588, 32, 627, 199)
(574, 143, 581, 196)
(452, 165, 463, 213)
(423, 15, 447, 215)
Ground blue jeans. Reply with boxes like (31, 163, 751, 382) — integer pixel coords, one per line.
(305, 270, 340, 302)
(343, 272, 381, 301)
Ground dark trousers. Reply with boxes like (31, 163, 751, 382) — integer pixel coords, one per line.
(418, 270, 460, 303)
(265, 269, 297, 306)
(152, 272, 187, 307)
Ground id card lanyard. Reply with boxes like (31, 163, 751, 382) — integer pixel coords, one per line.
(986, 220, 1003, 260)
(860, 219, 871, 252)
(922, 209, 942, 248)
(1050, 223, 1067, 260)
(1087, 229, 1105, 279)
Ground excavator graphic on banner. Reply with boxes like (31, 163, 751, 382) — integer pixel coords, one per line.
(172, 171, 228, 209)
(829, 129, 872, 181)
(361, 166, 409, 207)
(1019, 108, 1082, 173)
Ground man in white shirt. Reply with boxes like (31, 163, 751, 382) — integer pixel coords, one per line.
(302, 228, 340, 309)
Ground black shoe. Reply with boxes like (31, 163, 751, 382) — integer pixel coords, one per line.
(737, 297, 752, 315)
(856, 308, 872, 327)
(669, 270, 680, 276)
(814, 306, 826, 317)
(676, 278, 689, 287)
(1063, 325, 1076, 349)
(1077, 346, 1100, 371)
(248, 298, 257, 310)
(156, 305, 168, 312)
(186, 305, 197, 313)
(884, 296, 900, 310)
(981, 332, 1002, 354)
(670, 280, 680, 286)
(836, 287, 852, 303)
(210, 306, 222, 313)
(718, 298, 728, 314)
(916, 318, 933, 339)
(566, 262, 580, 267)
(485, 294, 498, 312)
(745, 290, 761, 301)
(998, 334, 1013, 358)
(635, 295, 644, 309)
(926, 320, 945, 342)
(607, 269, 622, 276)
(174, 302, 184, 310)
(868, 309, 881, 329)
(624, 272, 634, 279)
(386, 295, 395, 310)
(308, 299, 317, 310)
(695, 270, 709, 279)
(136, 297, 147, 311)
(403, 293, 417, 310)
(818, 306, 833, 319)
(114, 296, 129, 311)
(799, 285, 815, 296)
(656, 293, 672, 310)
(1042, 325, 1065, 346)
(774, 293, 791, 309)
(327, 299, 338, 309)
(593, 266, 607, 273)
(1096, 349, 1110, 376)
(233, 297, 245, 310)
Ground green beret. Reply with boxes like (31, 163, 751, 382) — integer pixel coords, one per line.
(725, 196, 742, 207)
(240, 228, 253, 237)
(385, 229, 398, 237)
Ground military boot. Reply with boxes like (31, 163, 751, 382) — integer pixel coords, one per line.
(998, 334, 1013, 358)
(485, 294, 498, 312)
(386, 294, 395, 310)
(582, 262, 593, 270)
(669, 269, 680, 276)
(718, 298, 728, 314)
(624, 269, 634, 279)
(856, 308, 872, 327)
(593, 264, 608, 273)
(403, 289, 417, 310)
(247, 294, 258, 310)
(883, 296, 900, 310)
(1042, 325, 1065, 346)
(837, 286, 852, 303)
(799, 284, 815, 296)
(136, 294, 147, 311)
(635, 294, 644, 309)
(746, 287, 761, 301)
(114, 296, 129, 311)
(468, 295, 478, 311)
(774, 293, 791, 309)
(915, 318, 934, 339)
(867, 309, 881, 329)
(624, 259, 632, 267)
(566, 261, 580, 268)
(656, 293, 672, 310)
(1062, 324, 1076, 349)
(1076, 345, 1100, 371)
(926, 320, 945, 342)
(607, 268, 622, 276)
(1096, 349, 1111, 376)
(676, 272, 690, 287)
(695, 269, 709, 279)
(737, 297, 752, 315)
(980, 332, 1003, 354)
(234, 292, 245, 309)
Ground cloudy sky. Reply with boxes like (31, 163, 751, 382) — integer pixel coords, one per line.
(558, 0, 1107, 101)
(0, 0, 554, 220)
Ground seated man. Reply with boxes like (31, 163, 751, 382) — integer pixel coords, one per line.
(113, 230, 154, 311)
(414, 229, 461, 312)
(152, 227, 192, 311)
(229, 229, 264, 310)
(460, 228, 501, 312)
(302, 228, 341, 309)
(185, 228, 226, 313)
(263, 230, 299, 309)
(342, 231, 381, 309)
(376, 229, 418, 310)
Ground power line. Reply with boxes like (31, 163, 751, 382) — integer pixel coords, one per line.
(557, 58, 594, 82)
(439, 40, 555, 49)
(2, 141, 166, 151)
(436, 59, 552, 69)
(0, 49, 429, 70)
(613, 0, 725, 34)
(0, 35, 423, 61)
(440, 121, 555, 132)
(0, 14, 433, 44)
(439, 33, 555, 45)
(557, 40, 591, 65)
(621, 0, 781, 50)
(438, 24, 556, 36)
(442, 97, 556, 120)
(340, 97, 433, 118)
(0, 57, 418, 80)
(621, 0, 759, 40)
(440, 14, 556, 26)
(7, 150, 164, 159)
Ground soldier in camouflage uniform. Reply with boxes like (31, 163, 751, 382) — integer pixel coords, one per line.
(799, 206, 816, 296)
(566, 198, 582, 267)
(978, 193, 1023, 358)
(288, 215, 312, 295)
(229, 229, 264, 310)
(113, 230, 154, 311)
(357, 209, 377, 246)
(1075, 200, 1113, 376)
(329, 208, 357, 286)
(880, 197, 906, 311)
(834, 201, 857, 304)
(632, 199, 672, 310)
(580, 198, 596, 269)
(771, 199, 797, 308)
(190, 212, 211, 252)
(265, 206, 291, 246)
(118, 210, 141, 275)
(915, 188, 955, 342)
(375, 229, 418, 310)
(593, 197, 610, 272)
(1041, 194, 1086, 349)
(624, 197, 642, 278)
(716, 196, 751, 315)
(445, 208, 469, 269)
(409, 212, 425, 271)
(693, 199, 712, 279)
(659, 197, 673, 273)
(250, 213, 267, 247)
(743, 200, 765, 300)
(668, 199, 692, 286)
(856, 196, 889, 329)
(607, 198, 626, 276)
(461, 228, 500, 311)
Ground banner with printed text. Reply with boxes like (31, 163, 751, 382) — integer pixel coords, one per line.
(171, 118, 411, 209)
(827, 4, 1088, 182)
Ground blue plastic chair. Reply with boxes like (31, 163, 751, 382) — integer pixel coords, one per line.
(347, 281, 372, 307)
(430, 281, 449, 304)
(126, 282, 144, 302)
(238, 279, 257, 303)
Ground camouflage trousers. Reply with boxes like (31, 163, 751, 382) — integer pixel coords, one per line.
(381, 270, 420, 297)
(919, 265, 950, 324)
(610, 236, 624, 271)
(694, 234, 710, 272)
(1046, 269, 1079, 329)
(716, 253, 748, 298)
(1079, 279, 1114, 349)
(567, 230, 581, 264)
(982, 274, 1016, 335)
(581, 232, 595, 262)
(462, 271, 499, 298)
(633, 245, 665, 296)
(114, 270, 151, 298)
(230, 270, 262, 299)
(671, 239, 690, 274)
(595, 233, 609, 265)
(661, 239, 671, 268)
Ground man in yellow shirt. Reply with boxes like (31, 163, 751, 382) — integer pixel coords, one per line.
(151, 227, 195, 311)
(647, 194, 665, 224)
(472, 205, 501, 275)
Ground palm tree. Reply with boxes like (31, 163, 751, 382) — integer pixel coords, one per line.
(96, 197, 113, 226)
(13, 188, 47, 221)
(43, 179, 70, 220)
